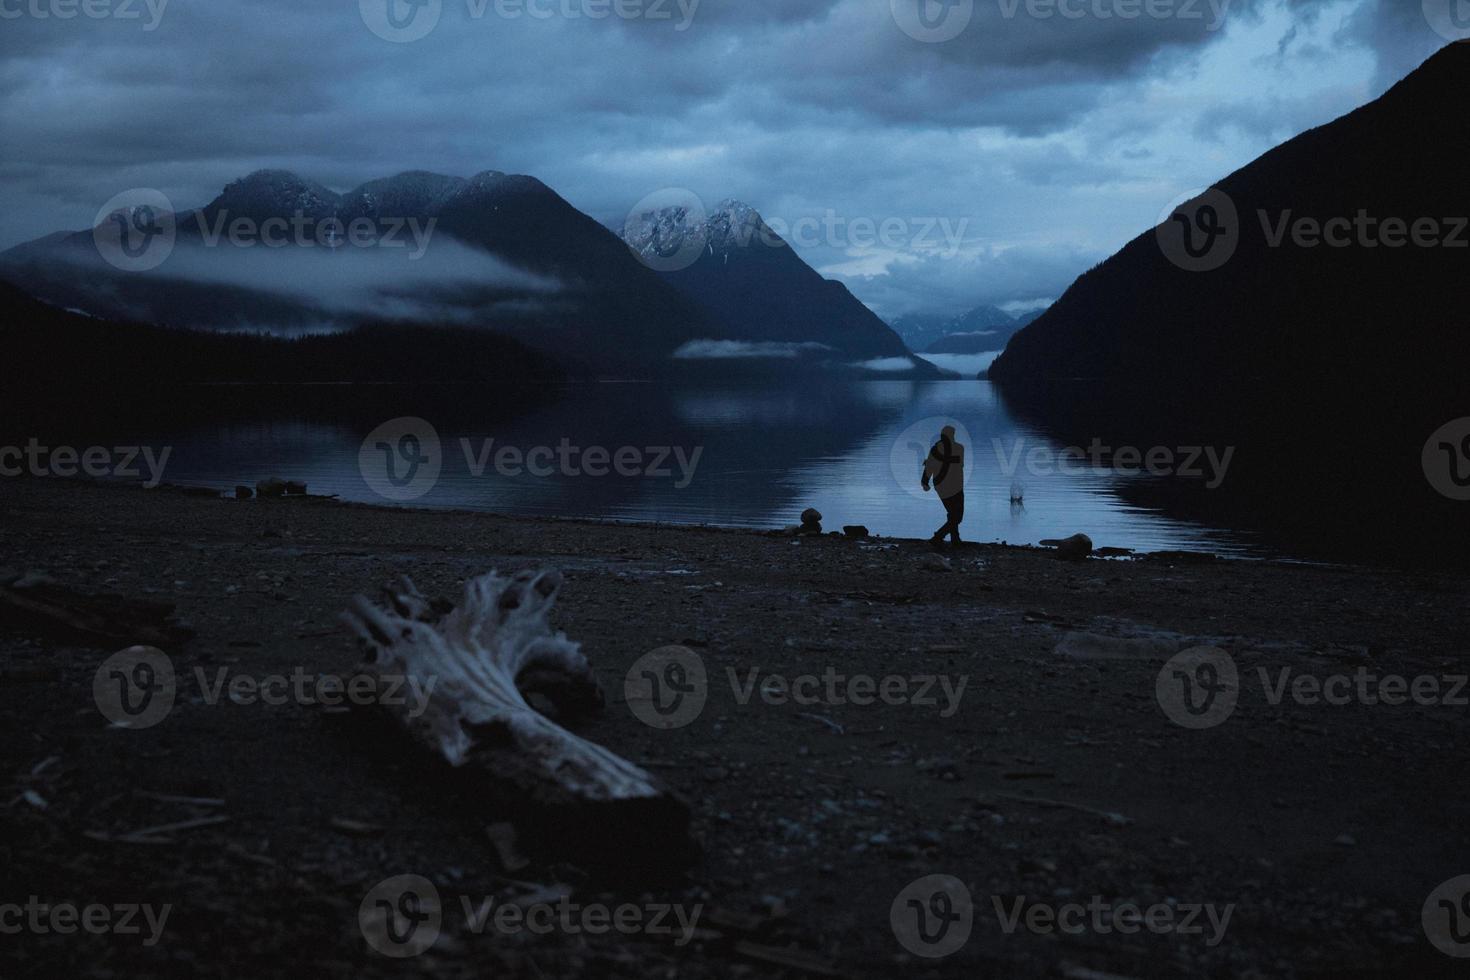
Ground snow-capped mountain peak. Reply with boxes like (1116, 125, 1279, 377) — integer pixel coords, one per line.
(706, 199, 771, 252)
(622, 197, 776, 261)
(622, 200, 709, 262)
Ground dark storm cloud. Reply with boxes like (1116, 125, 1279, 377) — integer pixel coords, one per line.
(0, 0, 1451, 318)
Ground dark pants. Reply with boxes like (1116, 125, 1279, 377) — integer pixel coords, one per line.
(933, 490, 964, 543)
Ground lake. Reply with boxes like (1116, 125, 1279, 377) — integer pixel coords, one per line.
(61, 379, 1268, 557)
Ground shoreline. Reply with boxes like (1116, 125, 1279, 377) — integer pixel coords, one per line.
(139, 476, 1385, 573)
(4, 477, 1468, 977)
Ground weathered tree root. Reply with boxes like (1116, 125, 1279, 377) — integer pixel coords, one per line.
(342, 569, 696, 873)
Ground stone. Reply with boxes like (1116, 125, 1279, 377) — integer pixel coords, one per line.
(1047, 533, 1093, 561)
(257, 478, 306, 498)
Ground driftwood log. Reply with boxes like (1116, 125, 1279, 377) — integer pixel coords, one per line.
(342, 569, 695, 873)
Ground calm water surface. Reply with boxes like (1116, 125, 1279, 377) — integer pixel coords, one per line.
(119, 380, 1264, 557)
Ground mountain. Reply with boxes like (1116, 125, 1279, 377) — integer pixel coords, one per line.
(987, 43, 1470, 561)
(5, 172, 944, 379)
(923, 306, 1033, 354)
(0, 279, 561, 388)
(938, 304, 1015, 334)
(924, 332, 1006, 355)
(203, 169, 340, 224)
(889, 304, 1034, 354)
(623, 199, 940, 376)
(0, 171, 724, 377)
(338, 170, 468, 222)
(887, 313, 950, 352)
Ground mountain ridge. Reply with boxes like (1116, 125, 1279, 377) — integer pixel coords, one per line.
(889, 304, 1040, 354)
(986, 41, 1469, 560)
(4, 172, 942, 378)
(623, 198, 935, 371)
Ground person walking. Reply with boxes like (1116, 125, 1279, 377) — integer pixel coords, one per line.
(922, 424, 965, 546)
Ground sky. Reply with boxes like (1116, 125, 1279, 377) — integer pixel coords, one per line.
(0, 0, 1457, 319)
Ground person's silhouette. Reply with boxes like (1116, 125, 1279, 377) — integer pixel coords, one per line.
(921, 425, 965, 545)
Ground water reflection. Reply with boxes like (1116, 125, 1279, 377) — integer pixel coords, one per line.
(44, 380, 1264, 556)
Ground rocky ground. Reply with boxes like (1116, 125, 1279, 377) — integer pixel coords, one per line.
(3, 478, 1469, 979)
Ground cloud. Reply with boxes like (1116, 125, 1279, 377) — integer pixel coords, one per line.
(840, 241, 1109, 318)
(672, 339, 833, 359)
(37, 233, 560, 326)
(853, 356, 921, 372)
(0, 0, 1452, 321)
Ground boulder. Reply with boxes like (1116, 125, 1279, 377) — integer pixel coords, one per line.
(1043, 533, 1092, 561)
(256, 478, 286, 498)
(256, 478, 307, 498)
(842, 525, 870, 540)
(800, 508, 823, 535)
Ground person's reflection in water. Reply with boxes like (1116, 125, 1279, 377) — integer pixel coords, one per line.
(921, 425, 965, 546)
